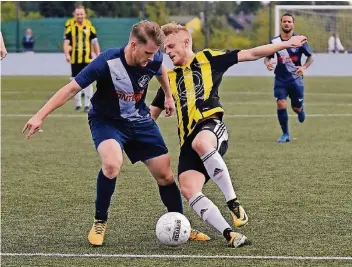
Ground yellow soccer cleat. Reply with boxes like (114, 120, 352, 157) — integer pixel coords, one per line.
(228, 201, 249, 228)
(227, 232, 250, 248)
(189, 229, 211, 241)
(88, 219, 107, 246)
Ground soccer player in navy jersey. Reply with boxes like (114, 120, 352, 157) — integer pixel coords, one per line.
(264, 13, 314, 143)
(22, 20, 209, 246)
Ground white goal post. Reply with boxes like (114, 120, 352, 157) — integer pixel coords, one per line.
(275, 5, 352, 53)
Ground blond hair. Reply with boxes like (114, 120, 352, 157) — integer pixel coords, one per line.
(161, 22, 191, 37)
(130, 20, 164, 47)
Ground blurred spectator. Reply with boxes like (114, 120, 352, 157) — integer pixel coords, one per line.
(0, 31, 8, 60)
(328, 33, 345, 54)
(22, 28, 35, 52)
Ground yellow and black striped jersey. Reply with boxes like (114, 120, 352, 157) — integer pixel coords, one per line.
(151, 48, 240, 147)
(65, 18, 92, 29)
(64, 19, 97, 64)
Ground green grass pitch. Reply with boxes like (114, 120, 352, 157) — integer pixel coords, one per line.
(1, 76, 352, 266)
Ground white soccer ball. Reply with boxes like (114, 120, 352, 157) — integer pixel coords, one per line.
(155, 212, 191, 246)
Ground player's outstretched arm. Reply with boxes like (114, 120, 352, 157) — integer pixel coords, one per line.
(238, 35, 307, 62)
(150, 87, 166, 121)
(22, 80, 82, 139)
(155, 64, 175, 117)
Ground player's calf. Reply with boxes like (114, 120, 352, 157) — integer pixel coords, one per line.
(293, 106, 305, 123)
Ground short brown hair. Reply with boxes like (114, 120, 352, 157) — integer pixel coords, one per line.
(161, 22, 190, 37)
(130, 20, 164, 47)
(74, 5, 86, 12)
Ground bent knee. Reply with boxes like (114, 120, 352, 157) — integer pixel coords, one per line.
(155, 170, 175, 185)
(102, 162, 121, 179)
(277, 99, 287, 109)
(192, 138, 213, 155)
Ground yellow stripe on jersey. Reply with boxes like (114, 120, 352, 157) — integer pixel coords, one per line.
(183, 68, 196, 135)
(84, 26, 91, 63)
(195, 52, 213, 100)
(77, 26, 83, 63)
(71, 25, 76, 64)
(168, 70, 185, 145)
(203, 48, 227, 57)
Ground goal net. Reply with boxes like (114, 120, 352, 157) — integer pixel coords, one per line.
(275, 5, 352, 53)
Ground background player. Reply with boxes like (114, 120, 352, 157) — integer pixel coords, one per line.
(64, 5, 100, 112)
(150, 22, 307, 248)
(264, 13, 314, 143)
(23, 20, 208, 247)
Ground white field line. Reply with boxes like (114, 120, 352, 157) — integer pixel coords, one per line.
(2, 114, 352, 118)
(1, 252, 352, 261)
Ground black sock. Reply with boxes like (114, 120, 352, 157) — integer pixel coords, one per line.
(223, 228, 233, 241)
(226, 198, 238, 208)
(158, 182, 184, 214)
(95, 169, 116, 221)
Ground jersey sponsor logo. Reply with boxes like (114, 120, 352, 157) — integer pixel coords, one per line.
(138, 75, 150, 88)
(278, 55, 298, 63)
(176, 70, 204, 107)
(115, 89, 144, 102)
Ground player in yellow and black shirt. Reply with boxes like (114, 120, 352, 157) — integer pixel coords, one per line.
(64, 5, 100, 112)
(150, 22, 307, 248)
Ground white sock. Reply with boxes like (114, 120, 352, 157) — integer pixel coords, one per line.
(83, 84, 93, 107)
(71, 77, 82, 108)
(201, 149, 236, 202)
(189, 192, 231, 234)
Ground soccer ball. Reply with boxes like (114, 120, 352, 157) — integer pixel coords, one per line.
(155, 212, 191, 246)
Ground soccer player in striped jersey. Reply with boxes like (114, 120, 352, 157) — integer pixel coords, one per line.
(264, 13, 314, 143)
(150, 22, 307, 248)
(64, 5, 100, 112)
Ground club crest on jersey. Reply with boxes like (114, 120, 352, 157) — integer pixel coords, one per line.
(138, 75, 150, 88)
(290, 48, 298, 52)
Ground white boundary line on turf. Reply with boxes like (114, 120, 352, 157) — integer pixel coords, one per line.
(2, 114, 352, 118)
(1, 253, 352, 261)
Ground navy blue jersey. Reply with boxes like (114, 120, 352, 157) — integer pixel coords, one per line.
(267, 33, 312, 82)
(75, 46, 163, 121)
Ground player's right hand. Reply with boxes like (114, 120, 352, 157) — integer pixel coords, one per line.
(65, 54, 71, 62)
(287, 35, 307, 48)
(0, 48, 8, 60)
(22, 115, 43, 139)
(265, 61, 276, 71)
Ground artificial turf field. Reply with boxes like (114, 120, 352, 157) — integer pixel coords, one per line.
(1, 76, 351, 266)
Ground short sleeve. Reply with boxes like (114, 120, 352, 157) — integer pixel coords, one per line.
(302, 43, 313, 57)
(64, 26, 72, 41)
(90, 26, 97, 41)
(151, 87, 165, 110)
(75, 53, 107, 88)
(204, 49, 240, 73)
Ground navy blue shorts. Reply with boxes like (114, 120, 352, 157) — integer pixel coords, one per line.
(88, 116, 168, 164)
(274, 79, 304, 108)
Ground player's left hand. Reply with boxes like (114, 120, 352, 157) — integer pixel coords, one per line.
(296, 66, 306, 76)
(164, 96, 175, 117)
